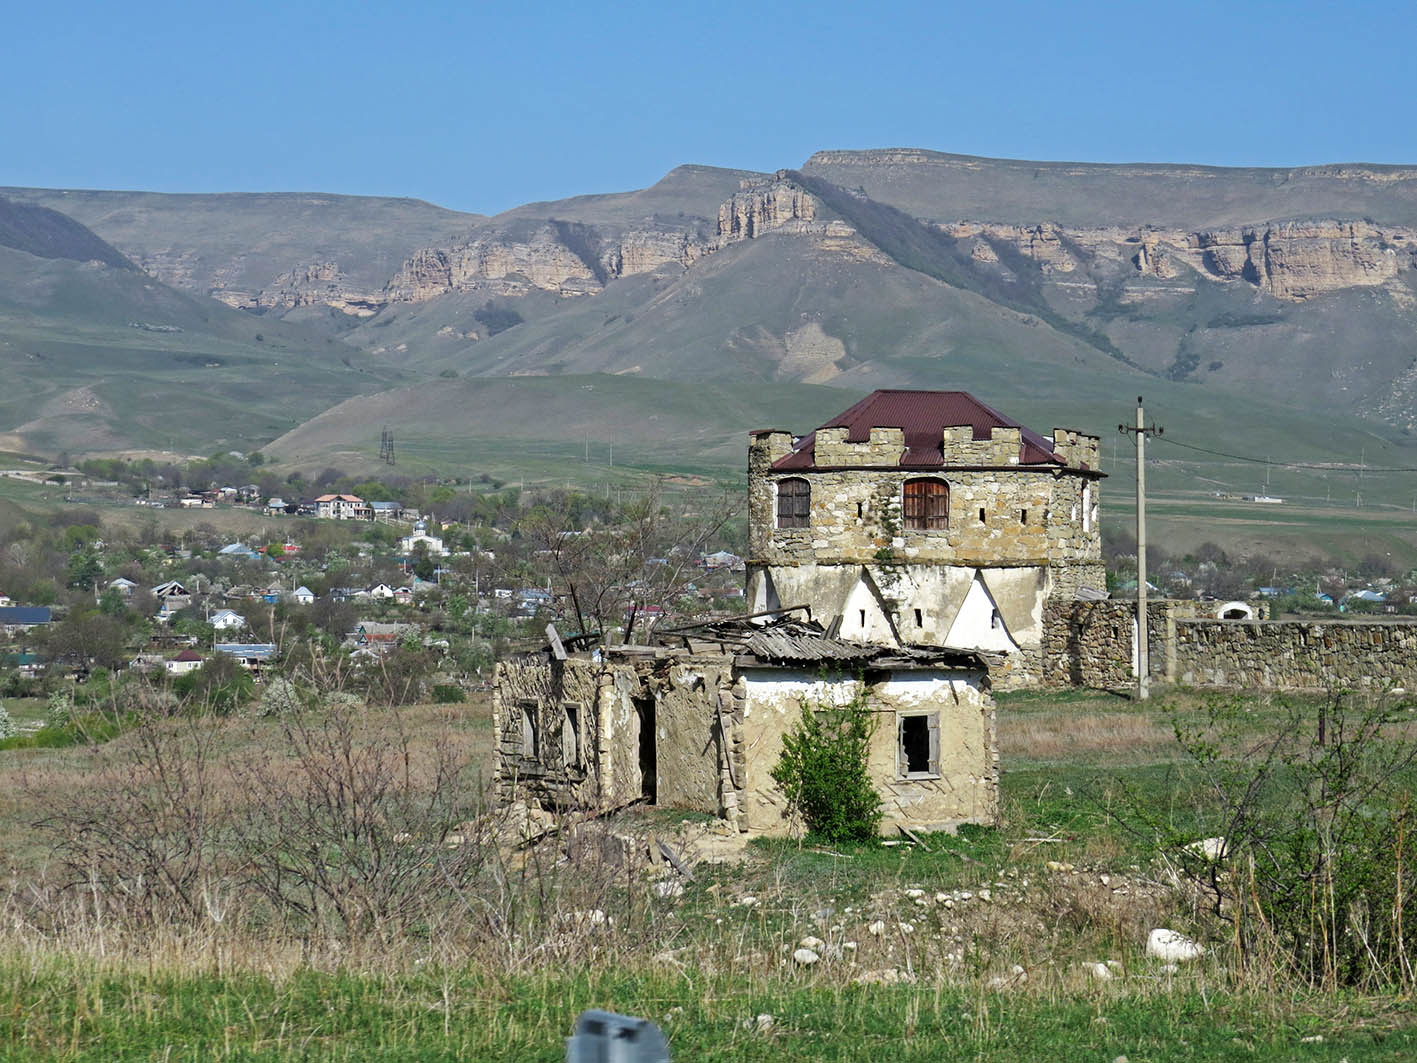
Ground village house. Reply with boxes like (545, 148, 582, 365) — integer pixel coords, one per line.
(208, 609, 246, 632)
(165, 648, 205, 676)
(150, 580, 191, 615)
(214, 643, 277, 671)
(0, 606, 52, 636)
(347, 621, 418, 655)
(494, 388, 1097, 836)
(746, 389, 1103, 686)
(314, 494, 372, 521)
(108, 577, 138, 596)
(290, 585, 315, 605)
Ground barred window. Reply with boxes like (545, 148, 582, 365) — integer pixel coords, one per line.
(776, 478, 810, 529)
(903, 478, 949, 531)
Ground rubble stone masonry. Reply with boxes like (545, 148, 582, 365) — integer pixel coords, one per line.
(1044, 599, 1417, 691)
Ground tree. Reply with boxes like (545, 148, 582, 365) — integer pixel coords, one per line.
(520, 480, 740, 642)
(65, 550, 103, 591)
(42, 613, 129, 670)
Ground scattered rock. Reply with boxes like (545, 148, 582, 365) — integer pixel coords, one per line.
(737, 895, 758, 907)
(1046, 860, 1075, 873)
(798, 936, 825, 951)
(868, 920, 887, 936)
(1147, 928, 1204, 963)
(653, 880, 684, 898)
(754, 1014, 774, 1034)
(1185, 837, 1229, 861)
(1083, 961, 1114, 980)
(793, 947, 820, 966)
(904, 888, 925, 899)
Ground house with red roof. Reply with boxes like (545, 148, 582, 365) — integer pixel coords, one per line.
(313, 494, 372, 521)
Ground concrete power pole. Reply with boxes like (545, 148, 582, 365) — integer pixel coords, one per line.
(1120, 396, 1163, 700)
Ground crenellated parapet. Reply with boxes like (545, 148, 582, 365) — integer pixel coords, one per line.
(1051, 428, 1101, 471)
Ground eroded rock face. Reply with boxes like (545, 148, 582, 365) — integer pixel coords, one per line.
(941, 218, 1415, 300)
(718, 172, 820, 242)
(244, 261, 384, 316)
(1192, 221, 1405, 299)
(385, 225, 599, 302)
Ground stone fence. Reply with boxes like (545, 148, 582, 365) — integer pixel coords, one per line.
(1044, 599, 1417, 691)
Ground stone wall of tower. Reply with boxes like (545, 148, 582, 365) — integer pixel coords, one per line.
(747, 465, 1102, 569)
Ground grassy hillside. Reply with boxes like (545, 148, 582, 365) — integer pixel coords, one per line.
(0, 242, 398, 456)
(0, 187, 480, 299)
(802, 148, 1417, 226)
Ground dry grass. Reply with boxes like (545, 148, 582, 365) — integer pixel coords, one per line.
(1002, 712, 1178, 763)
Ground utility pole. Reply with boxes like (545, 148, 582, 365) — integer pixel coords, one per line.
(1119, 396, 1163, 700)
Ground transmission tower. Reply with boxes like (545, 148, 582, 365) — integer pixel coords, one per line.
(378, 426, 396, 466)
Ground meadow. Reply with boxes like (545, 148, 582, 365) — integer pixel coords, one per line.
(0, 685, 1414, 1059)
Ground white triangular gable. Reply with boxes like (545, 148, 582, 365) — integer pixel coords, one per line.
(839, 569, 901, 644)
(944, 573, 1019, 653)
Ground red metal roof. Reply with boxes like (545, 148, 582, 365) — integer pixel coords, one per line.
(772, 390, 1063, 470)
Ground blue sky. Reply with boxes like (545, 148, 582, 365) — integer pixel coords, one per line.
(5, 0, 1413, 214)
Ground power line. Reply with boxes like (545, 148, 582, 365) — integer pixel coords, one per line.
(1154, 435, 1417, 473)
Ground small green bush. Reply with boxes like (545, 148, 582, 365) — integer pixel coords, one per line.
(431, 684, 466, 704)
(770, 684, 881, 842)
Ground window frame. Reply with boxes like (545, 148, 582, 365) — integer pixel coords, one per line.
(775, 477, 811, 529)
(902, 477, 950, 532)
(897, 711, 941, 780)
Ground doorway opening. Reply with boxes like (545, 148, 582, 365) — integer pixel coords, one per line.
(634, 694, 657, 802)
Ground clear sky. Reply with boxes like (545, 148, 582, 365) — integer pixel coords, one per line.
(5, 0, 1414, 215)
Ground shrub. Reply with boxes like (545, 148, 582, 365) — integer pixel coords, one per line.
(431, 683, 466, 704)
(770, 683, 881, 842)
(1159, 692, 1417, 991)
(0, 701, 16, 739)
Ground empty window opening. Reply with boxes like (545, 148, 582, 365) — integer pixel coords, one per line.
(990, 609, 1002, 630)
(856, 501, 864, 519)
(561, 703, 581, 767)
(913, 608, 923, 627)
(858, 609, 867, 629)
(898, 713, 939, 778)
(634, 694, 656, 802)
(776, 478, 810, 529)
(1020, 508, 1028, 524)
(520, 701, 539, 759)
(978, 507, 987, 524)
(903, 478, 948, 530)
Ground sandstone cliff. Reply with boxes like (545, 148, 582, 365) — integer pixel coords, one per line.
(940, 218, 1416, 301)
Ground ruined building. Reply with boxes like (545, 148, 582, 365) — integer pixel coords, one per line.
(494, 388, 1103, 836)
(748, 390, 1104, 686)
(493, 620, 997, 836)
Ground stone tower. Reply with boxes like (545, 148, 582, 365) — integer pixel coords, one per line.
(747, 389, 1104, 686)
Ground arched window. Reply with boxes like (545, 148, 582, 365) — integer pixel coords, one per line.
(903, 478, 949, 531)
(776, 477, 810, 529)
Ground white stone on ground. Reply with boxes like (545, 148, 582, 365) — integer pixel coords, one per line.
(867, 920, 887, 936)
(798, 936, 825, 951)
(1147, 928, 1204, 962)
(1083, 961, 1114, 980)
(793, 947, 820, 966)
